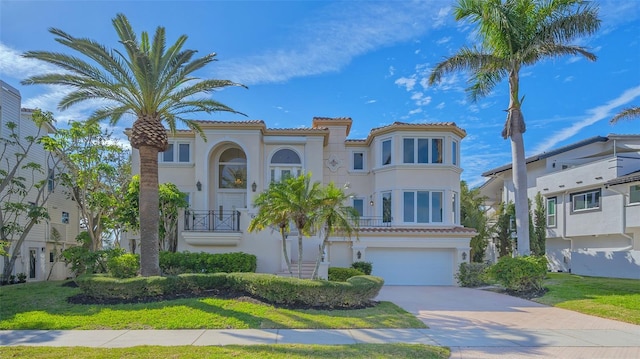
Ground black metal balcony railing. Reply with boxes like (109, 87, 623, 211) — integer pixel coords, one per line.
(355, 216, 392, 228)
(184, 210, 241, 232)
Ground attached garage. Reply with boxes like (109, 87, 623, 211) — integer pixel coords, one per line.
(366, 248, 455, 285)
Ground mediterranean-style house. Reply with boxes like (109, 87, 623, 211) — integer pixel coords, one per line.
(480, 134, 640, 279)
(127, 117, 475, 285)
(0, 80, 79, 282)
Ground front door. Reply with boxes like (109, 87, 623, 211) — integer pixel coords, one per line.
(29, 248, 37, 279)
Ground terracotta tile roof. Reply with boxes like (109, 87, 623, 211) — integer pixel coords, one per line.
(358, 226, 477, 234)
(191, 119, 265, 125)
(370, 121, 460, 133)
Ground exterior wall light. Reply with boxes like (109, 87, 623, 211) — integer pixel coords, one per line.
(196, 181, 202, 191)
(251, 181, 257, 192)
(461, 252, 467, 260)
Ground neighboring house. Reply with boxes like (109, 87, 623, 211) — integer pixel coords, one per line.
(0, 81, 79, 281)
(127, 117, 475, 285)
(481, 135, 640, 279)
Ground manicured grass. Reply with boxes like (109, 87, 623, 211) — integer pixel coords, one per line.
(0, 281, 426, 330)
(1, 344, 449, 359)
(534, 273, 640, 325)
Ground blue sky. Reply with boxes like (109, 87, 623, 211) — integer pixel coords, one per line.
(1, 0, 639, 187)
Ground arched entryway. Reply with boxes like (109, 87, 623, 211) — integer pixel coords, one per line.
(212, 146, 247, 213)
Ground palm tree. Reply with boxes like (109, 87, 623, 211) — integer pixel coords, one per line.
(22, 14, 245, 276)
(429, 0, 599, 255)
(311, 182, 359, 279)
(611, 106, 640, 124)
(248, 180, 293, 275)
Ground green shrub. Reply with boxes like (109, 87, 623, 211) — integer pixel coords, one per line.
(75, 272, 384, 308)
(62, 247, 125, 276)
(455, 262, 491, 287)
(328, 267, 364, 282)
(107, 254, 140, 278)
(159, 251, 257, 274)
(351, 261, 373, 275)
(486, 255, 548, 292)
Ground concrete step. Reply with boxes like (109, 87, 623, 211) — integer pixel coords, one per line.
(276, 261, 317, 279)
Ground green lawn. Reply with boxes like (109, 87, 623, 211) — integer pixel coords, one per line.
(0, 344, 449, 359)
(0, 280, 426, 330)
(534, 273, 640, 325)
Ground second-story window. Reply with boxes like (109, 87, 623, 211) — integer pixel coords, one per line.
(571, 189, 600, 212)
(353, 152, 364, 170)
(630, 185, 640, 204)
(382, 139, 391, 166)
(546, 197, 557, 227)
(62, 211, 69, 224)
(178, 143, 190, 162)
(382, 191, 392, 223)
(47, 169, 55, 192)
(162, 144, 174, 162)
(452, 140, 458, 166)
(402, 190, 443, 223)
(270, 148, 302, 182)
(402, 138, 442, 164)
(352, 198, 364, 217)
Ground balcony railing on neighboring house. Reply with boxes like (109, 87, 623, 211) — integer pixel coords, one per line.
(184, 210, 241, 232)
(355, 216, 391, 228)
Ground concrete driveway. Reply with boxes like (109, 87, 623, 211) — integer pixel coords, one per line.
(377, 286, 640, 358)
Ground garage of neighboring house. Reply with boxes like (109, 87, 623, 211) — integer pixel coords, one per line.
(366, 248, 456, 285)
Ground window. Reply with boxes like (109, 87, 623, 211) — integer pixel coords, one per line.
(382, 139, 391, 166)
(571, 189, 601, 212)
(270, 148, 302, 182)
(353, 152, 364, 170)
(61, 211, 69, 224)
(546, 197, 557, 227)
(452, 140, 458, 166)
(403, 138, 442, 164)
(403, 191, 443, 223)
(452, 192, 459, 224)
(178, 143, 190, 162)
(353, 198, 364, 217)
(219, 148, 247, 189)
(630, 185, 640, 204)
(162, 144, 174, 162)
(47, 169, 55, 192)
(382, 191, 392, 223)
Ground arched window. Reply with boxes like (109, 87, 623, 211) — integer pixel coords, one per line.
(218, 148, 247, 189)
(270, 148, 301, 182)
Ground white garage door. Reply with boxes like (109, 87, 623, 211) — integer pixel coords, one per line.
(366, 248, 454, 285)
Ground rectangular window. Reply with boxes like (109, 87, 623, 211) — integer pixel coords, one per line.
(432, 191, 443, 222)
(178, 143, 190, 162)
(417, 191, 429, 223)
(432, 138, 443, 164)
(353, 198, 364, 217)
(403, 192, 414, 222)
(162, 144, 174, 162)
(452, 140, 458, 166)
(47, 169, 55, 192)
(572, 189, 601, 212)
(62, 211, 69, 224)
(382, 191, 392, 223)
(418, 139, 428, 163)
(452, 191, 459, 224)
(403, 138, 414, 164)
(546, 197, 557, 227)
(630, 185, 640, 204)
(382, 139, 391, 166)
(353, 152, 364, 170)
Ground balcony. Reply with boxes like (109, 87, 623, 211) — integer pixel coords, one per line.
(184, 210, 241, 232)
(355, 216, 392, 228)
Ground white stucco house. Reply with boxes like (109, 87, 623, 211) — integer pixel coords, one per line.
(127, 117, 475, 285)
(0, 80, 79, 282)
(480, 134, 640, 279)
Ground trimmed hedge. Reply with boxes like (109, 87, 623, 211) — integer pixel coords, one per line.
(351, 261, 373, 275)
(486, 255, 548, 292)
(159, 251, 257, 274)
(455, 262, 491, 287)
(328, 267, 364, 282)
(75, 273, 384, 308)
(107, 254, 140, 279)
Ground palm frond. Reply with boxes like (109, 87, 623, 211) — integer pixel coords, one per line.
(610, 107, 640, 124)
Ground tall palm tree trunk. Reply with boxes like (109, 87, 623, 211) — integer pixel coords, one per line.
(280, 228, 292, 275)
(297, 234, 303, 279)
(138, 145, 161, 276)
(511, 130, 530, 255)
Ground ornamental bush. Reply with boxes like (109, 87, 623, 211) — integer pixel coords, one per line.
(455, 262, 491, 287)
(159, 251, 257, 274)
(351, 261, 373, 275)
(107, 253, 140, 278)
(486, 255, 548, 292)
(328, 267, 364, 282)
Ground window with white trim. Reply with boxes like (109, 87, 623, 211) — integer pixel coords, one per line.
(353, 198, 364, 217)
(452, 191, 459, 224)
(62, 211, 69, 224)
(402, 138, 443, 164)
(352, 152, 365, 171)
(630, 185, 640, 204)
(160, 143, 191, 163)
(571, 189, 600, 212)
(382, 191, 392, 223)
(546, 197, 557, 227)
(178, 143, 190, 162)
(402, 190, 443, 223)
(381, 139, 392, 166)
(452, 140, 458, 165)
(161, 144, 174, 162)
(270, 148, 302, 182)
(47, 169, 55, 192)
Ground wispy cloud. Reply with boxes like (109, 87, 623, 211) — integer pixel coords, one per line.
(533, 85, 640, 153)
(0, 43, 58, 79)
(436, 36, 451, 45)
(395, 76, 417, 91)
(212, 2, 450, 85)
